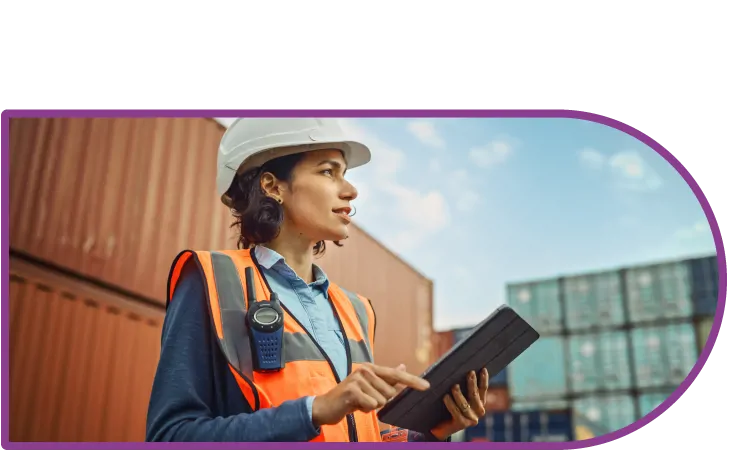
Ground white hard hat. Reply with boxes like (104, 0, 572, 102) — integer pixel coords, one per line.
(217, 118, 371, 207)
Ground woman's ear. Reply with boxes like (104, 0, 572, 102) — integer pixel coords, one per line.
(259, 172, 282, 198)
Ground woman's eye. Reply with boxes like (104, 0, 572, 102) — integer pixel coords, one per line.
(322, 169, 333, 176)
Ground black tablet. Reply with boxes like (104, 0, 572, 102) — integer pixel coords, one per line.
(377, 305, 540, 433)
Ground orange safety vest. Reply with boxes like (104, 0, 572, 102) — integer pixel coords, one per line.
(167, 247, 384, 442)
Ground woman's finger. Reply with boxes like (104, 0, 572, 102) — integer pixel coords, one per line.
(372, 364, 430, 391)
(478, 368, 489, 404)
(393, 364, 408, 393)
(467, 371, 487, 417)
(451, 384, 479, 423)
(357, 379, 389, 411)
(352, 387, 383, 413)
(443, 393, 467, 424)
(362, 368, 399, 400)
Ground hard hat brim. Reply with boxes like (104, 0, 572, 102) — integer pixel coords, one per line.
(219, 139, 371, 208)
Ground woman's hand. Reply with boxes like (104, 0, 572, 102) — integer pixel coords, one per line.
(311, 363, 430, 427)
(429, 368, 489, 441)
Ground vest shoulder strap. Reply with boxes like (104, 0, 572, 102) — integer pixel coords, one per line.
(167, 249, 258, 380)
(334, 284, 377, 358)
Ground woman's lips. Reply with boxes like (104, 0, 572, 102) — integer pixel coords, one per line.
(333, 209, 351, 223)
(335, 213, 351, 223)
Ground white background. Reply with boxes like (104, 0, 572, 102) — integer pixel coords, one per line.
(1, 0, 727, 450)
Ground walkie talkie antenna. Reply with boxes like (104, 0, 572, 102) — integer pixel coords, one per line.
(245, 267, 257, 304)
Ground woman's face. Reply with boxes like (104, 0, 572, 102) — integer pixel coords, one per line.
(279, 149, 359, 242)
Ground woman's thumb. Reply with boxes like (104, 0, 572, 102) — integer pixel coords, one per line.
(394, 364, 408, 392)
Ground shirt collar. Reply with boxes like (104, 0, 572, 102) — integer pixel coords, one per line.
(253, 245, 330, 291)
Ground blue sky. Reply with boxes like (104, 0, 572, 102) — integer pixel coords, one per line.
(335, 118, 717, 331)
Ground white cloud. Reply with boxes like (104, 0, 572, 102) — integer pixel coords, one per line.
(579, 148, 663, 192)
(608, 151, 662, 191)
(469, 140, 513, 168)
(609, 152, 644, 177)
(381, 182, 450, 229)
(445, 169, 481, 213)
(337, 119, 451, 252)
(407, 120, 445, 149)
(386, 184, 451, 251)
(339, 119, 406, 176)
(579, 148, 606, 169)
(674, 220, 711, 240)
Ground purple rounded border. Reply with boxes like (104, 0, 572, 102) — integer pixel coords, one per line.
(1, 109, 725, 450)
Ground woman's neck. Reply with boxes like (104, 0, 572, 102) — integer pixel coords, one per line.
(264, 232, 315, 283)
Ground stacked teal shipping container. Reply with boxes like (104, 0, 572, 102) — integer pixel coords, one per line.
(504, 254, 720, 439)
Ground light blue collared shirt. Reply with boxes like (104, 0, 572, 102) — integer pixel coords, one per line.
(253, 245, 349, 418)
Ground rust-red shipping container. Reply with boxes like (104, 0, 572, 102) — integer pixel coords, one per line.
(8, 255, 164, 442)
(9, 117, 238, 305)
(9, 116, 435, 375)
(431, 330, 455, 362)
(484, 386, 511, 412)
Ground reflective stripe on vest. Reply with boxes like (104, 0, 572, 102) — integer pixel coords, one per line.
(167, 248, 381, 442)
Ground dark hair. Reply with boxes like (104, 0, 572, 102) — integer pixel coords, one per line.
(227, 152, 345, 256)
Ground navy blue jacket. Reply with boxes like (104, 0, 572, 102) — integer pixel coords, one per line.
(145, 259, 444, 442)
(145, 260, 321, 442)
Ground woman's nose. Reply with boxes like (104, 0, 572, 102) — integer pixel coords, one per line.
(342, 180, 358, 200)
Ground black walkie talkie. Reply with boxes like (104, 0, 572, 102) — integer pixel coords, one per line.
(245, 267, 285, 372)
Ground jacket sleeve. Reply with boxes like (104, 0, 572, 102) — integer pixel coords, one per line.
(145, 261, 321, 442)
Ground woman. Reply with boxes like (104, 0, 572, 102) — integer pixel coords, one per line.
(145, 118, 490, 442)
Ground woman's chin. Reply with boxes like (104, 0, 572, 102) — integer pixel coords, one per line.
(320, 225, 350, 242)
